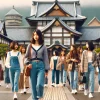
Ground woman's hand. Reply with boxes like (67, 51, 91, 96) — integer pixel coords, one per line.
(27, 64, 32, 69)
(71, 59, 78, 62)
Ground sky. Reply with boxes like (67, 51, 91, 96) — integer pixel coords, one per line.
(0, 0, 100, 8)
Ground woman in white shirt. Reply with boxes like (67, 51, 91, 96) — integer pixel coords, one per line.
(50, 50, 60, 87)
(5, 41, 23, 100)
(19, 45, 29, 94)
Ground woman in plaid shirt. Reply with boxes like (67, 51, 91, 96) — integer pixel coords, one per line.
(97, 53, 100, 92)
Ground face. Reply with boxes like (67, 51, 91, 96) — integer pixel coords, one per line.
(33, 32, 39, 41)
(86, 43, 89, 48)
(22, 48, 25, 53)
(53, 51, 55, 56)
(70, 46, 74, 51)
(80, 48, 83, 53)
(14, 44, 18, 50)
(61, 51, 65, 56)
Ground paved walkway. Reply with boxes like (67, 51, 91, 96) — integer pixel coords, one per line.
(0, 71, 100, 100)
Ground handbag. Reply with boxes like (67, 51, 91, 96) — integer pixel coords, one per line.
(25, 65, 31, 76)
(25, 44, 32, 76)
(68, 61, 73, 71)
(79, 73, 86, 84)
(68, 63, 73, 71)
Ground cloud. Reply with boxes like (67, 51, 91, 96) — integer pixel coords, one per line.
(0, 0, 32, 8)
(80, 0, 100, 7)
(0, 0, 100, 8)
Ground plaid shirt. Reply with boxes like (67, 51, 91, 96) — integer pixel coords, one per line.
(97, 53, 100, 67)
(81, 50, 97, 72)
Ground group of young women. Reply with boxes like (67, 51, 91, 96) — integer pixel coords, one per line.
(0, 29, 100, 100)
(50, 40, 99, 99)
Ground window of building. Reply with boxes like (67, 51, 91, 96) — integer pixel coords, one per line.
(43, 21, 46, 26)
(52, 26, 62, 32)
(38, 21, 42, 26)
(44, 38, 50, 45)
(63, 34, 70, 37)
(64, 38, 70, 45)
(44, 34, 50, 37)
(52, 34, 62, 37)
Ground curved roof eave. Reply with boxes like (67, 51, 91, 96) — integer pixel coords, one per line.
(38, 1, 73, 17)
(41, 18, 82, 36)
(47, 43, 68, 49)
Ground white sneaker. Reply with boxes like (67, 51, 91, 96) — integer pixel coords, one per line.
(71, 90, 75, 94)
(89, 93, 93, 98)
(84, 90, 88, 96)
(20, 90, 23, 94)
(98, 86, 100, 92)
(23, 88, 27, 94)
(6, 85, 9, 89)
(44, 84, 48, 87)
(51, 83, 55, 87)
(74, 89, 77, 94)
(13, 94, 17, 100)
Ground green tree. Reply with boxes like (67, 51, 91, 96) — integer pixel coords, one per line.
(0, 44, 9, 57)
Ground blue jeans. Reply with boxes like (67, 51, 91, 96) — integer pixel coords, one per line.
(69, 70, 78, 90)
(52, 70, 59, 84)
(84, 63, 95, 93)
(5, 67, 10, 83)
(30, 61, 45, 100)
(9, 68, 20, 92)
(98, 67, 100, 85)
(59, 64, 67, 83)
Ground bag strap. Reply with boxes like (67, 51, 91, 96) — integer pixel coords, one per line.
(29, 43, 32, 59)
(17, 52, 20, 56)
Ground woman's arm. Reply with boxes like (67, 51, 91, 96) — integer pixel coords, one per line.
(43, 45, 50, 70)
(5, 52, 11, 68)
(66, 53, 71, 63)
(18, 52, 24, 73)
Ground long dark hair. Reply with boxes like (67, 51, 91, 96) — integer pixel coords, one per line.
(31, 29, 44, 45)
(87, 41, 94, 51)
(70, 45, 79, 59)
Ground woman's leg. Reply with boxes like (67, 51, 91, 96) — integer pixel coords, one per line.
(69, 71, 74, 90)
(73, 70, 78, 90)
(98, 68, 100, 86)
(14, 69, 20, 92)
(89, 64, 95, 93)
(36, 61, 45, 99)
(9, 68, 15, 92)
(30, 62, 38, 100)
(56, 70, 59, 84)
(63, 70, 67, 84)
(52, 70, 55, 84)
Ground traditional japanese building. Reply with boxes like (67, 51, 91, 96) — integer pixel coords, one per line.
(0, 0, 100, 52)
(26, 0, 86, 48)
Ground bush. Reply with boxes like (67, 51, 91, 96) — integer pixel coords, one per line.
(0, 44, 9, 57)
(95, 48, 100, 53)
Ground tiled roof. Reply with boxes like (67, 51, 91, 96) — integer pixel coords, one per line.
(0, 22, 3, 32)
(32, 0, 81, 17)
(41, 18, 82, 36)
(6, 26, 35, 41)
(77, 27, 100, 41)
(5, 7, 22, 17)
(38, 2, 74, 17)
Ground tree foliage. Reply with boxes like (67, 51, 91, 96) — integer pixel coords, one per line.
(0, 44, 9, 57)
